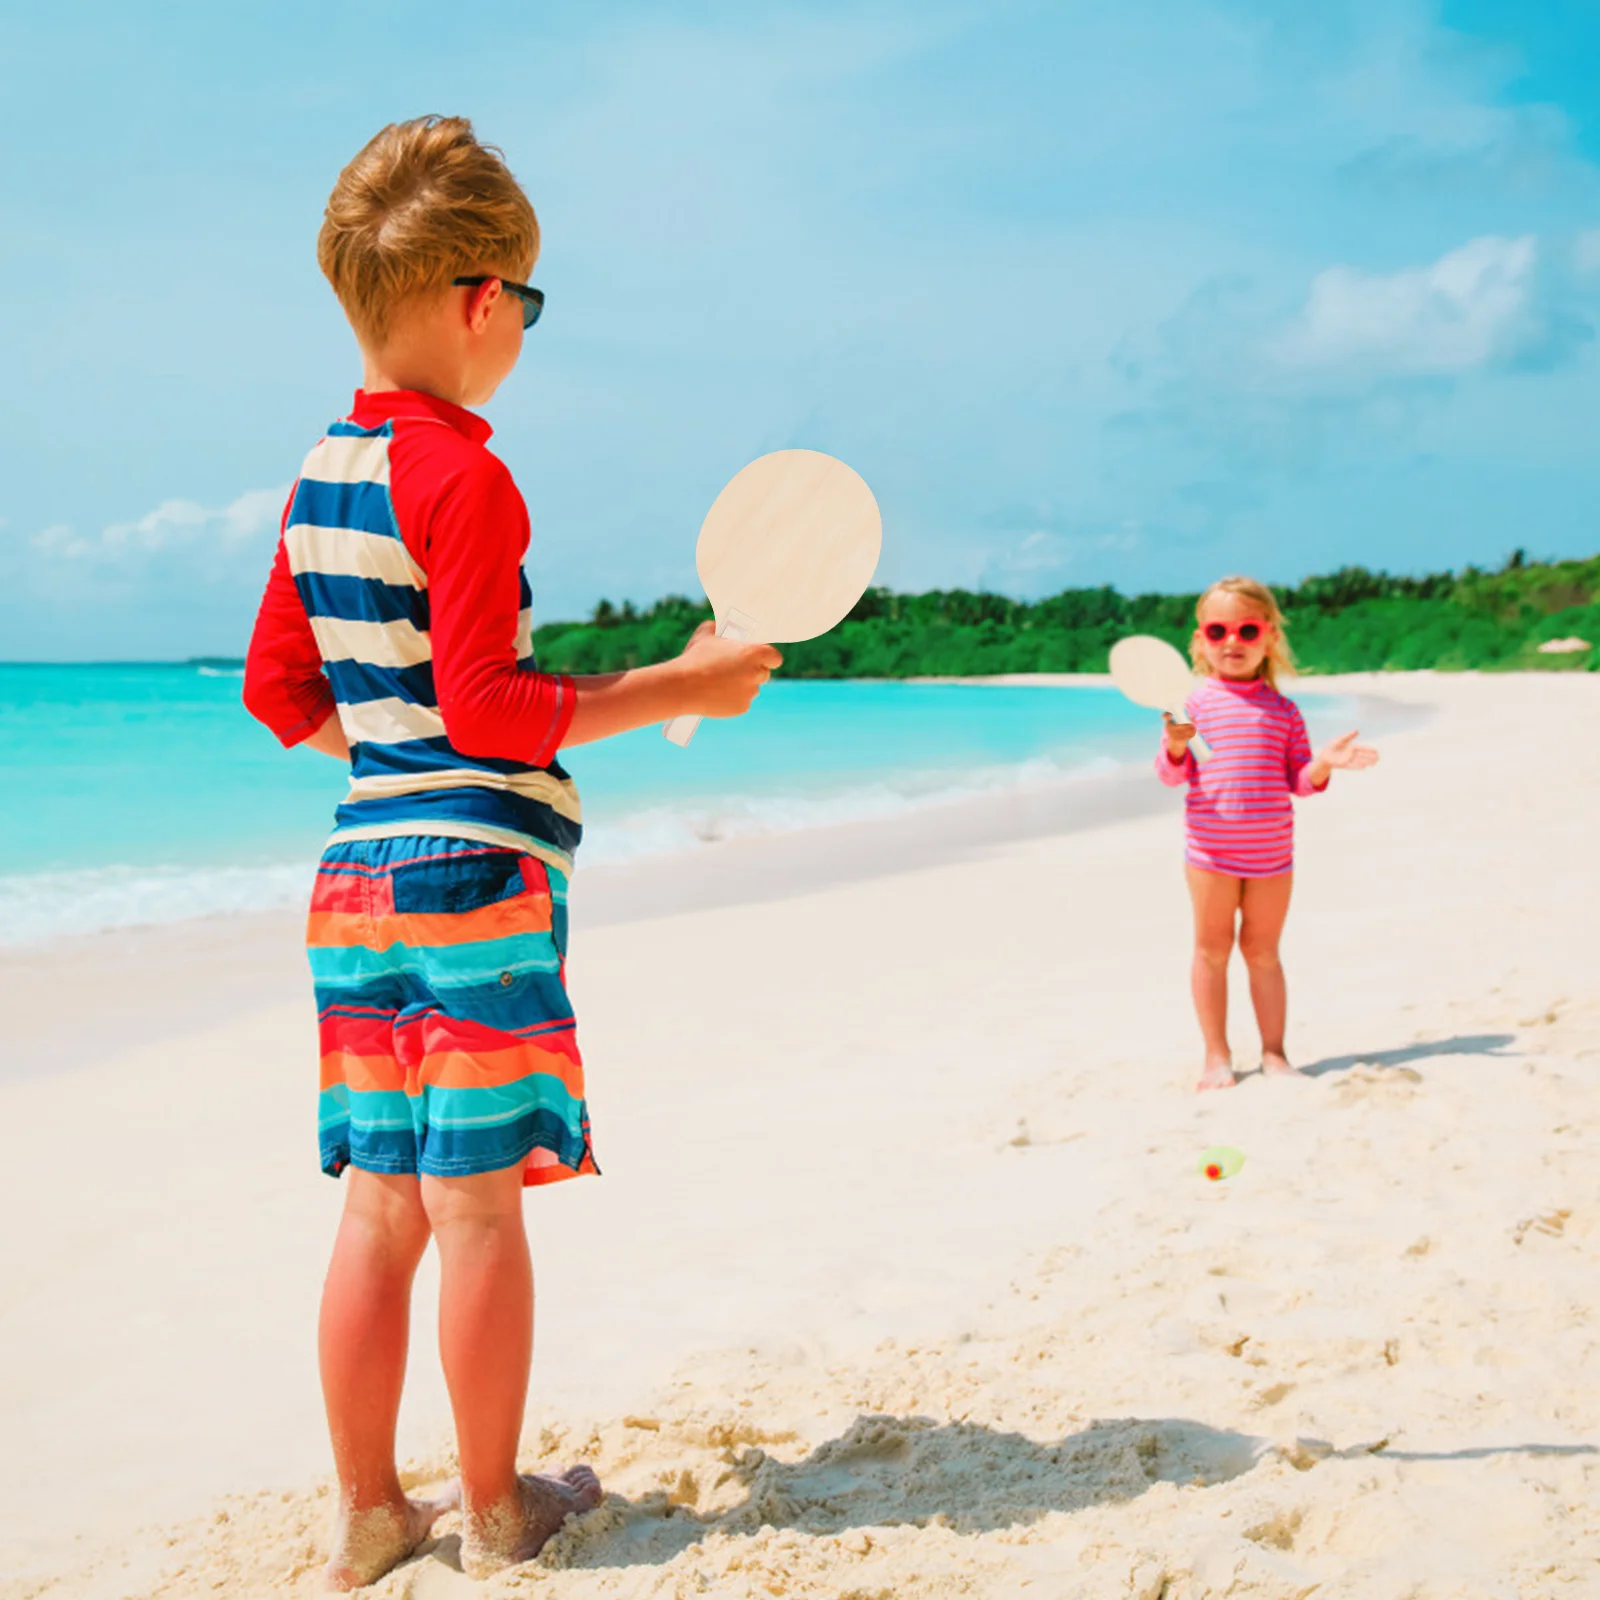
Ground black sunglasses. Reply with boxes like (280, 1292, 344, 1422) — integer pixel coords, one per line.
(452, 275, 545, 329)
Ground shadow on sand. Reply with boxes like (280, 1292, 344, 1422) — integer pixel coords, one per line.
(1374, 1442, 1598, 1462)
(415, 1418, 1597, 1578)
(455, 1413, 1270, 1572)
(1300, 1032, 1517, 1079)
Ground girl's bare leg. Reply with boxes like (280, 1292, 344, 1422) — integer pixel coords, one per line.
(1186, 865, 1243, 1090)
(421, 1165, 602, 1577)
(1239, 871, 1296, 1073)
(320, 1169, 456, 1590)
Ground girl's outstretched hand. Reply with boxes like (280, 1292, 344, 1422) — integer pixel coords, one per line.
(1316, 730, 1379, 772)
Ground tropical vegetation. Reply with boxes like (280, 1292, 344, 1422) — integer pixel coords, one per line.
(529, 552, 1600, 678)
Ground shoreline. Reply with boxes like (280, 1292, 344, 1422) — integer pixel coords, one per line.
(1, 676, 1423, 1084)
(907, 667, 1589, 686)
(0, 757, 1176, 1083)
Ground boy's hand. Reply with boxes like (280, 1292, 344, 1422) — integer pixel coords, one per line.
(675, 621, 782, 718)
(1162, 711, 1196, 761)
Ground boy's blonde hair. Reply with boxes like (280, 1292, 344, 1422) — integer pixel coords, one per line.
(1191, 575, 1298, 688)
(317, 115, 539, 346)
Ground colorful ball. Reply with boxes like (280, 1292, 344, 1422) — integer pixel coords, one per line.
(1199, 1145, 1244, 1181)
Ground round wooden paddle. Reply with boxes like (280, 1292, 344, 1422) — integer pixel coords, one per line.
(1108, 635, 1213, 762)
(663, 449, 882, 747)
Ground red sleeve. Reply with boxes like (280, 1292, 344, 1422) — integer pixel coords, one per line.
(414, 451, 575, 765)
(242, 490, 337, 747)
(1155, 740, 1194, 787)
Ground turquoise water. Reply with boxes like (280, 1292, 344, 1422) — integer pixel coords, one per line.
(0, 663, 1347, 946)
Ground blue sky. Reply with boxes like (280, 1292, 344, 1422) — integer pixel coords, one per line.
(3, 0, 1599, 659)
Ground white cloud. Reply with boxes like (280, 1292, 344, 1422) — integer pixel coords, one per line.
(977, 522, 1144, 596)
(1273, 236, 1542, 377)
(31, 523, 83, 558)
(33, 486, 287, 563)
(1005, 530, 1073, 571)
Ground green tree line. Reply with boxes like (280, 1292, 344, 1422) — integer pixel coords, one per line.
(531, 552, 1600, 678)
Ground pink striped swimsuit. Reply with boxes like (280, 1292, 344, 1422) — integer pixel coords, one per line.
(1155, 675, 1326, 878)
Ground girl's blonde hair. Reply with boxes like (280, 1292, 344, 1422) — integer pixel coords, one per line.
(1191, 575, 1297, 688)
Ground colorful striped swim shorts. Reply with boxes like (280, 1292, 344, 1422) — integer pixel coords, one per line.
(306, 835, 598, 1185)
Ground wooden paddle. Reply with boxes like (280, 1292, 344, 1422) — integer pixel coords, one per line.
(663, 449, 882, 747)
(1108, 635, 1213, 762)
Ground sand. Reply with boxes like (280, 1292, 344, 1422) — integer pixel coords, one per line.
(2, 671, 1597, 1599)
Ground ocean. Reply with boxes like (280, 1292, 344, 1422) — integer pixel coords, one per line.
(0, 664, 1354, 947)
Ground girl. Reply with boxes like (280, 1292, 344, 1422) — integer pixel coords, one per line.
(1157, 576, 1377, 1091)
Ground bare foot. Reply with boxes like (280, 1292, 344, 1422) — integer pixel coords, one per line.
(1197, 1055, 1237, 1092)
(461, 1467, 604, 1578)
(325, 1488, 458, 1591)
(1261, 1051, 1302, 1077)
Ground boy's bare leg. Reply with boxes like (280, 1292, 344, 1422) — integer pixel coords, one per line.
(422, 1165, 603, 1576)
(1186, 866, 1241, 1090)
(1240, 872, 1298, 1074)
(320, 1169, 455, 1590)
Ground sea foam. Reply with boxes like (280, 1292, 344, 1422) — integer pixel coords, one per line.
(0, 862, 317, 948)
(0, 752, 1122, 947)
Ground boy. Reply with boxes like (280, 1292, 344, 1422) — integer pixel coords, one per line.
(243, 115, 779, 1588)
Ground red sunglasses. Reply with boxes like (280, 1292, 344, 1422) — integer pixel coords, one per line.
(1201, 619, 1272, 643)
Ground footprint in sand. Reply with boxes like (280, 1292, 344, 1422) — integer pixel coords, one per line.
(1001, 1116, 1087, 1152)
(1331, 1063, 1423, 1106)
(1512, 1208, 1573, 1245)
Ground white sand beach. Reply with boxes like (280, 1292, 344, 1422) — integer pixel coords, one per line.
(2, 671, 1597, 1599)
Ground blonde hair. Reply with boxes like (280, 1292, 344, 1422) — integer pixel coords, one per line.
(1191, 575, 1297, 689)
(317, 115, 539, 346)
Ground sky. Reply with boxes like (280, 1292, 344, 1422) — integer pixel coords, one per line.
(3, 0, 1600, 659)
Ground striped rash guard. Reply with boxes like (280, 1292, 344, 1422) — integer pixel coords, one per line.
(1155, 674, 1326, 878)
(244, 389, 580, 874)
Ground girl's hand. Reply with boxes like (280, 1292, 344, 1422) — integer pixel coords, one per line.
(1316, 730, 1379, 772)
(1162, 711, 1197, 762)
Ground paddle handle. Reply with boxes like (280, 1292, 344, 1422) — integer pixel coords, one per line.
(663, 615, 752, 747)
(662, 712, 703, 747)
(1165, 710, 1211, 764)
